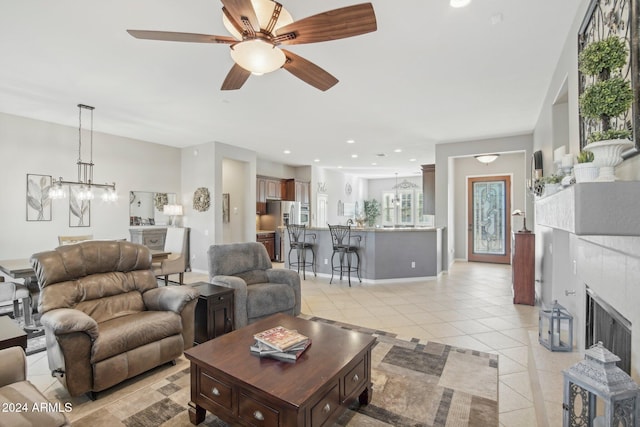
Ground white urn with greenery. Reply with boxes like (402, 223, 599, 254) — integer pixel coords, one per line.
(578, 36, 634, 181)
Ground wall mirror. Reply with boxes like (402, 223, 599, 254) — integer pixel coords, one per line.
(129, 191, 176, 226)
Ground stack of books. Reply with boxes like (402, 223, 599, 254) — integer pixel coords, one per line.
(250, 326, 311, 362)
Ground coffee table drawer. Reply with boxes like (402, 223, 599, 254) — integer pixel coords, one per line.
(311, 383, 339, 427)
(343, 357, 366, 399)
(200, 371, 232, 410)
(239, 392, 280, 426)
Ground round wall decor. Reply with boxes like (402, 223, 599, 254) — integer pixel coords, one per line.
(193, 187, 211, 212)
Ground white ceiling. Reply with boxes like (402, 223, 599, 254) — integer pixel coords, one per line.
(0, 0, 582, 178)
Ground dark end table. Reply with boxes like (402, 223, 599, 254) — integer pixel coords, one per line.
(0, 316, 27, 351)
(190, 282, 234, 345)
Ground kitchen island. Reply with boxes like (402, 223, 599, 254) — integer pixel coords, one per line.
(282, 226, 442, 281)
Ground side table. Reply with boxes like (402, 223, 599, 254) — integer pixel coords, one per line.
(190, 282, 234, 345)
(0, 316, 27, 351)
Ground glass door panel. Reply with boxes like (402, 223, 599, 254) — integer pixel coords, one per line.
(467, 176, 511, 264)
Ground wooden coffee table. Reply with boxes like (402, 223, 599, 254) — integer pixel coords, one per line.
(184, 313, 376, 426)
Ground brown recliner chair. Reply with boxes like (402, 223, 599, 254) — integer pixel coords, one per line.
(30, 241, 199, 399)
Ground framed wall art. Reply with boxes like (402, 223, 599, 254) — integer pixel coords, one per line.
(222, 193, 230, 223)
(578, 0, 640, 158)
(69, 187, 90, 227)
(26, 174, 52, 221)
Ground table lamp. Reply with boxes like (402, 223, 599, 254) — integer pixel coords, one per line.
(512, 209, 530, 233)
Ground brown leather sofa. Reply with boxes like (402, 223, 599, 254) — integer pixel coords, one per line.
(30, 241, 199, 398)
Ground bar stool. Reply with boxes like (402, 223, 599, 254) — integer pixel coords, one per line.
(328, 224, 362, 286)
(286, 224, 316, 279)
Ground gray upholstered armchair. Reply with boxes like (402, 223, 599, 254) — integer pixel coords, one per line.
(30, 241, 199, 398)
(207, 242, 301, 328)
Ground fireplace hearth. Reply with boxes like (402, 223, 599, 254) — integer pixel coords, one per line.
(586, 287, 632, 374)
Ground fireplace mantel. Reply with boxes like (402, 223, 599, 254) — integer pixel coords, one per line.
(535, 182, 640, 236)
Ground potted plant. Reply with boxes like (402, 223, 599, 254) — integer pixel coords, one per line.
(541, 174, 563, 196)
(363, 199, 381, 227)
(578, 36, 634, 181)
(573, 150, 598, 183)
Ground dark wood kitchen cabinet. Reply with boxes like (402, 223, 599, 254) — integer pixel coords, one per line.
(257, 232, 276, 260)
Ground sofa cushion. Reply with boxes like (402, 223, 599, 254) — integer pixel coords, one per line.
(76, 291, 145, 324)
(246, 282, 295, 319)
(0, 381, 69, 426)
(91, 311, 182, 363)
(236, 269, 269, 285)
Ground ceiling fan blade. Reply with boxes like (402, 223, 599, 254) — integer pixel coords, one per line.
(220, 0, 260, 33)
(221, 63, 251, 90)
(281, 49, 338, 91)
(275, 3, 377, 45)
(127, 30, 235, 44)
(222, 7, 244, 36)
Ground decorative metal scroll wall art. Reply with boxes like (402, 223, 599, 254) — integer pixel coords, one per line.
(578, 0, 640, 158)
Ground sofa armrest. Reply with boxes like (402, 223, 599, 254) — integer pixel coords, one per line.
(143, 286, 199, 314)
(266, 269, 301, 316)
(41, 308, 99, 341)
(0, 347, 27, 387)
(212, 275, 249, 328)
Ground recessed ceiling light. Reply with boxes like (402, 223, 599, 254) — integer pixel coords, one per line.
(314, 158, 320, 162)
(283, 150, 291, 154)
(371, 162, 377, 166)
(346, 139, 355, 144)
(351, 154, 358, 158)
(394, 149, 402, 153)
(450, 0, 471, 8)
(409, 158, 417, 162)
(337, 166, 343, 169)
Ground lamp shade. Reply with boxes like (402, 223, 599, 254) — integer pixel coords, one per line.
(164, 204, 183, 216)
(475, 154, 500, 164)
(230, 40, 286, 75)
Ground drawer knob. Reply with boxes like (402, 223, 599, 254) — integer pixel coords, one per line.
(253, 410, 264, 421)
(323, 403, 331, 413)
(211, 387, 220, 396)
(352, 374, 359, 382)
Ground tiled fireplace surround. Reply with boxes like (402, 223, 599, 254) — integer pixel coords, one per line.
(535, 182, 640, 381)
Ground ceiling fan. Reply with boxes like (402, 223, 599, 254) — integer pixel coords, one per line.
(127, 0, 377, 91)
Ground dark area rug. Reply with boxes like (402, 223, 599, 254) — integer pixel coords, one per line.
(70, 316, 498, 426)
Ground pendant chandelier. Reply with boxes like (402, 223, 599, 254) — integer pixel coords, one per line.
(392, 173, 401, 206)
(49, 104, 117, 202)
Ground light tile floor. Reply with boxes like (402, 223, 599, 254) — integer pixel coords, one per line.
(25, 261, 556, 426)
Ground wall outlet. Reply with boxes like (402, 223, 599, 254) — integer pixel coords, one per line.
(324, 259, 328, 265)
(411, 261, 416, 268)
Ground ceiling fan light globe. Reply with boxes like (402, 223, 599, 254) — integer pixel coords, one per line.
(222, 0, 294, 39)
(230, 40, 286, 74)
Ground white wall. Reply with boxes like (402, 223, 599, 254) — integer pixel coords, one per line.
(0, 112, 181, 260)
(311, 167, 367, 226)
(222, 158, 246, 244)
